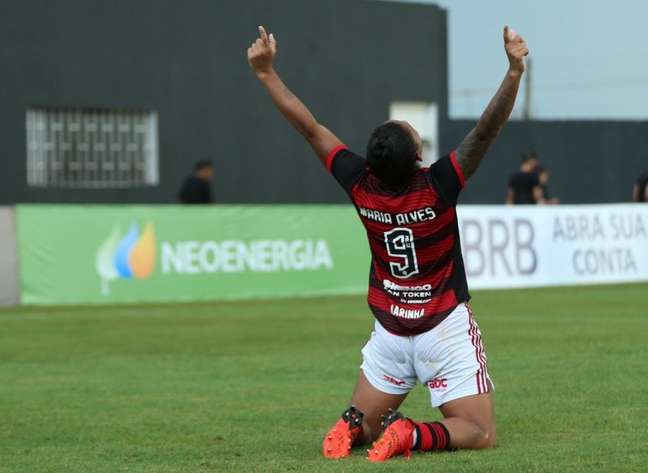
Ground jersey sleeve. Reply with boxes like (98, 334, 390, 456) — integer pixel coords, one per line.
(325, 145, 366, 194)
(427, 150, 466, 206)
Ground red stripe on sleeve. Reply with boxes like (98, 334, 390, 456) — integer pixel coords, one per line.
(449, 150, 466, 188)
(325, 145, 349, 173)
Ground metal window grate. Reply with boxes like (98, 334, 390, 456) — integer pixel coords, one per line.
(26, 107, 159, 188)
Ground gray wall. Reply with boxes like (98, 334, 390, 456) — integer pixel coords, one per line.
(2, 0, 644, 206)
(0, 208, 19, 306)
(0, 0, 448, 204)
(442, 120, 648, 204)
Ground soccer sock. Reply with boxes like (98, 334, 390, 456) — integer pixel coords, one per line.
(411, 421, 451, 452)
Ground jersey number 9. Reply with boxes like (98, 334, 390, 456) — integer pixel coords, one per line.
(384, 228, 420, 279)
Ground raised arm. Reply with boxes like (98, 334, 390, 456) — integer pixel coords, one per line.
(247, 26, 342, 165)
(456, 26, 529, 180)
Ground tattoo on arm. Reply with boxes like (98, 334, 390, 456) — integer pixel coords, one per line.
(457, 71, 522, 180)
(456, 127, 489, 180)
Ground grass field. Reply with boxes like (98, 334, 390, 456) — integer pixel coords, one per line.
(1, 284, 647, 473)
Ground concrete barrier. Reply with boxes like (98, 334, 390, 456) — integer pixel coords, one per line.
(0, 207, 19, 306)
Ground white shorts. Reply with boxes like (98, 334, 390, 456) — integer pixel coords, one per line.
(360, 303, 493, 407)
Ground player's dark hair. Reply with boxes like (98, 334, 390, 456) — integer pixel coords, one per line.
(366, 122, 418, 187)
(521, 151, 537, 163)
(194, 160, 213, 171)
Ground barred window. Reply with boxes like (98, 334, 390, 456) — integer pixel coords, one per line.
(26, 108, 159, 188)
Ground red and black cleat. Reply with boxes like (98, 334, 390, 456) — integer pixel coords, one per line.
(322, 405, 364, 459)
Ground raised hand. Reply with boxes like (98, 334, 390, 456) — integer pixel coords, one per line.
(503, 26, 529, 74)
(455, 26, 527, 180)
(247, 26, 277, 75)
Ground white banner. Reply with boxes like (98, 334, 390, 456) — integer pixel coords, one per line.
(457, 204, 648, 289)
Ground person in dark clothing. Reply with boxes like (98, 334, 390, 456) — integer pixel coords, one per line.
(633, 172, 648, 202)
(178, 160, 214, 204)
(537, 166, 559, 205)
(506, 153, 542, 204)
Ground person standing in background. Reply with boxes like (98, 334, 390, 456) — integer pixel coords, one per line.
(506, 153, 542, 204)
(633, 171, 648, 202)
(178, 160, 214, 204)
(525, 151, 539, 171)
(537, 166, 559, 205)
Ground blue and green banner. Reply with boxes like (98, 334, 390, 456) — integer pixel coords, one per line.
(16, 205, 370, 305)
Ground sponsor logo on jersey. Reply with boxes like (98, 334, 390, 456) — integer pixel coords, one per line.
(383, 279, 433, 303)
(426, 378, 448, 390)
(390, 304, 425, 319)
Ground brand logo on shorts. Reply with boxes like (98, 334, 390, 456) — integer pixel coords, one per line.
(427, 378, 448, 390)
(383, 375, 406, 387)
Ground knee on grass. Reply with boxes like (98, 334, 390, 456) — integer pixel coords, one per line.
(467, 426, 496, 449)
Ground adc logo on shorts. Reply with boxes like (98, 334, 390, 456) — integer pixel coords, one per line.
(426, 378, 448, 390)
(96, 222, 156, 295)
(383, 374, 406, 387)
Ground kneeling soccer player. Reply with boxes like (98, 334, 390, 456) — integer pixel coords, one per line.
(248, 24, 528, 462)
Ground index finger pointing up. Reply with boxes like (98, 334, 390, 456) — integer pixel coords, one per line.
(258, 25, 269, 44)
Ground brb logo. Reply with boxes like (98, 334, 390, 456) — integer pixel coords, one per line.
(426, 378, 448, 390)
(460, 218, 537, 277)
(95, 222, 156, 295)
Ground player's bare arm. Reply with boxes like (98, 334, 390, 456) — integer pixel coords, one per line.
(456, 26, 529, 180)
(247, 26, 343, 164)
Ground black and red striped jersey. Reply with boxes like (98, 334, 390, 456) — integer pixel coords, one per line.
(326, 145, 469, 336)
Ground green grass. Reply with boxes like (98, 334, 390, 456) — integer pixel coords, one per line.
(1, 284, 647, 473)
